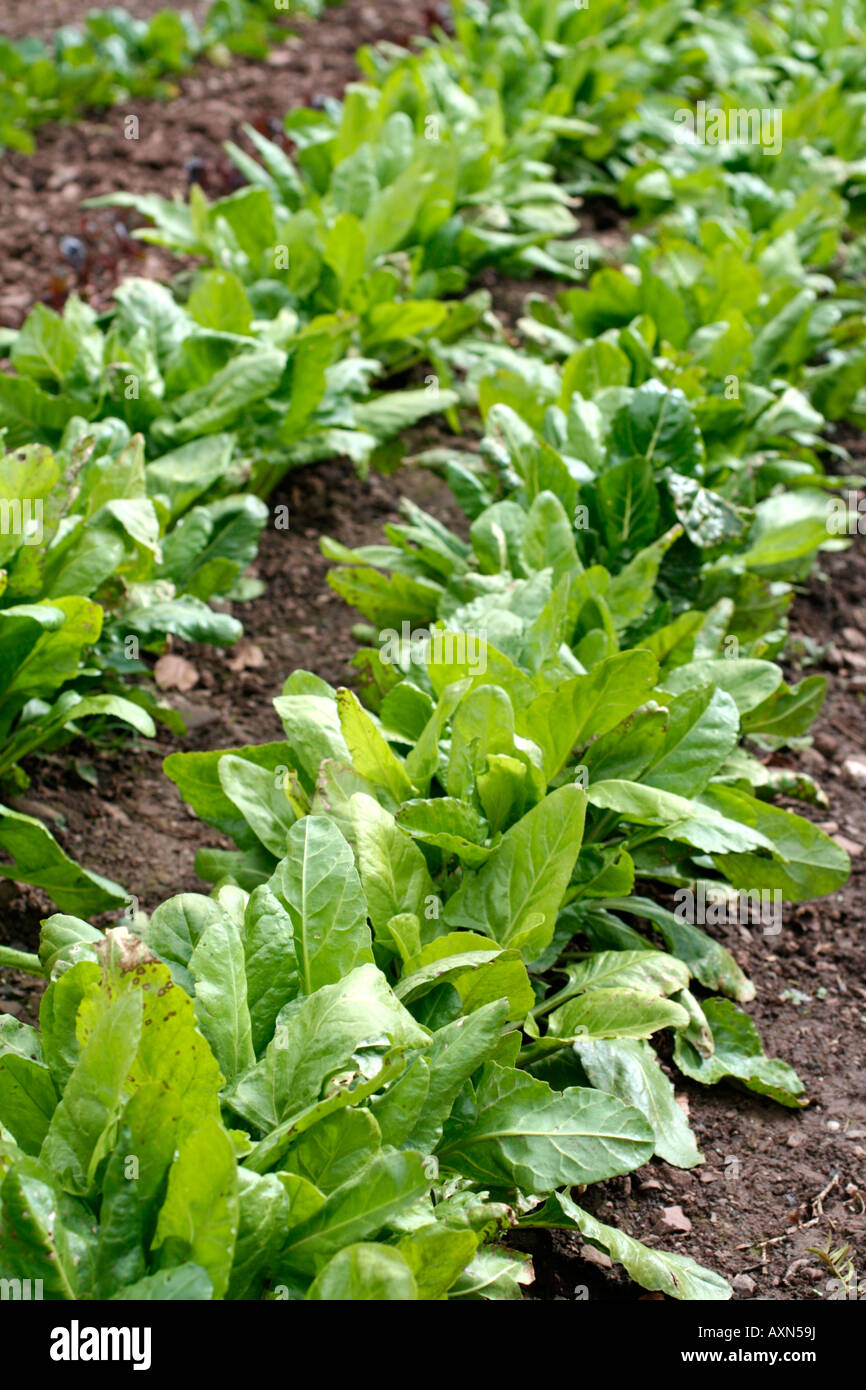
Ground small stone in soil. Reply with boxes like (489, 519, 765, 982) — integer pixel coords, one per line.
(841, 757, 866, 787)
(659, 1204, 692, 1233)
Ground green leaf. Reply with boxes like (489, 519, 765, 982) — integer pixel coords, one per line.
(606, 526, 680, 629)
(152, 1115, 239, 1299)
(704, 787, 851, 900)
(188, 911, 255, 1086)
(397, 1223, 479, 1300)
(10, 304, 78, 384)
(142, 894, 222, 991)
(0, 375, 80, 447)
(572, 1038, 702, 1167)
(38, 959, 100, 1087)
(345, 793, 435, 937)
(599, 898, 755, 1003)
(4, 595, 102, 698)
(550, 1192, 730, 1300)
(525, 650, 658, 780)
(146, 434, 235, 520)
(740, 491, 834, 572)
(163, 742, 292, 844)
(94, 1085, 187, 1297)
(579, 705, 667, 785)
(242, 884, 300, 1056)
(547, 988, 689, 1042)
(450, 1247, 533, 1300)
(226, 965, 428, 1133)
(158, 494, 267, 602)
(280, 1149, 429, 1275)
(152, 347, 286, 444)
(281, 1108, 382, 1195)
(328, 566, 442, 628)
(397, 798, 492, 867)
(742, 675, 826, 739)
(0, 1158, 94, 1297)
(610, 382, 703, 473)
(596, 457, 659, 553)
(0, 1017, 58, 1154)
(337, 687, 414, 802)
(217, 754, 297, 860)
(398, 936, 533, 1022)
(662, 659, 782, 715)
(673, 998, 806, 1107)
(114, 1265, 213, 1300)
(443, 784, 587, 961)
(39, 989, 142, 1195)
(553, 949, 690, 999)
(405, 1000, 509, 1152)
(274, 687, 350, 790)
(306, 1243, 418, 1299)
(586, 780, 770, 854)
(520, 490, 579, 581)
(441, 1062, 654, 1190)
(447, 683, 518, 801)
(270, 816, 373, 993)
(227, 1169, 289, 1300)
(368, 1055, 430, 1147)
(187, 269, 253, 336)
(645, 686, 740, 796)
(352, 388, 459, 441)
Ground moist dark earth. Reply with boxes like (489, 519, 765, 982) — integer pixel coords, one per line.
(1, 0, 865, 1304)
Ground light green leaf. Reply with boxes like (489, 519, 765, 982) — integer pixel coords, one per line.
(270, 816, 373, 994)
(442, 1063, 653, 1190)
(444, 784, 587, 961)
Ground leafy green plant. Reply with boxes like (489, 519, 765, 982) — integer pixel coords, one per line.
(327, 388, 850, 678)
(518, 201, 866, 429)
(0, 419, 265, 911)
(0, 0, 860, 925)
(0, 277, 455, 494)
(161, 657, 821, 1080)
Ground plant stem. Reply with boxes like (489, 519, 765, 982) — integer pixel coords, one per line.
(0, 945, 45, 978)
(530, 984, 575, 1021)
(518, 1037, 570, 1067)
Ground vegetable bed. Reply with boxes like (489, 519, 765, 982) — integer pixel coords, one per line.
(0, 0, 864, 1306)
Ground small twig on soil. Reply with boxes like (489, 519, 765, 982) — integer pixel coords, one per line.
(809, 1173, 841, 1221)
(736, 1174, 843, 1258)
(737, 1231, 794, 1256)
